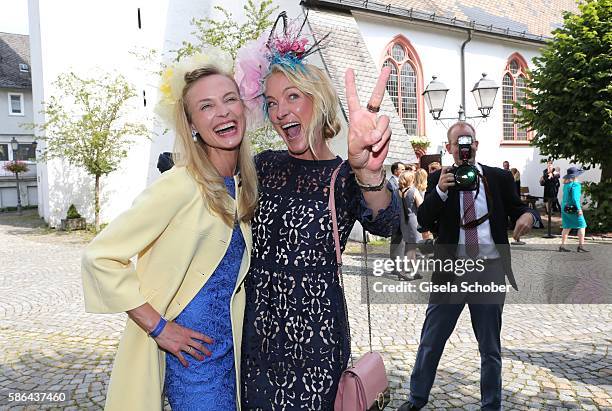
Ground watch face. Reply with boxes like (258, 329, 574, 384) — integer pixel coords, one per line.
(458, 135, 473, 145)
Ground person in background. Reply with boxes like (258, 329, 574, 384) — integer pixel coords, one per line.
(156, 152, 174, 173)
(502, 160, 510, 171)
(387, 161, 405, 191)
(398, 170, 423, 280)
(553, 166, 562, 212)
(388, 162, 406, 270)
(428, 161, 441, 174)
(400, 121, 541, 411)
(414, 168, 432, 240)
(510, 168, 521, 195)
(541, 161, 560, 214)
(559, 167, 589, 252)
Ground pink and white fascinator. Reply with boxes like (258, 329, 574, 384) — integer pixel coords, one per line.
(234, 11, 329, 130)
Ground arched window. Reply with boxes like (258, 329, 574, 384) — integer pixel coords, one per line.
(382, 37, 425, 136)
(502, 54, 530, 141)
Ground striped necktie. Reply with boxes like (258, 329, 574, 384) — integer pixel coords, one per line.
(462, 190, 479, 258)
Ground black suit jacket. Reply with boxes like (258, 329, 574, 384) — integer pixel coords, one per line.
(417, 164, 541, 290)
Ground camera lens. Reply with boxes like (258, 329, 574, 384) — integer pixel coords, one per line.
(454, 164, 478, 189)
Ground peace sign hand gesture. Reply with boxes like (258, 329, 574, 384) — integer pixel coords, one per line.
(345, 66, 392, 184)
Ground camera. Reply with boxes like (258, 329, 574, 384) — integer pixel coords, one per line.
(449, 135, 479, 191)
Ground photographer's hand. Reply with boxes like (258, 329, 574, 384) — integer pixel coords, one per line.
(437, 167, 456, 193)
(512, 212, 534, 241)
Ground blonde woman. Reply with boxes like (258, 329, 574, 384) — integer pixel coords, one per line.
(398, 170, 423, 280)
(235, 13, 398, 409)
(81, 49, 257, 410)
(414, 168, 431, 240)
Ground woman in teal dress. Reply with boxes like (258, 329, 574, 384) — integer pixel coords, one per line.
(559, 167, 588, 252)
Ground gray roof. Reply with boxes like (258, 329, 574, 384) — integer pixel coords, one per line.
(0, 32, 31, 89)
(307, 9, 417, 164)
(304, 0, 579, 42)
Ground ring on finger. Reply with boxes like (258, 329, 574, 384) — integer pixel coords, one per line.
(186, 346, 192, 354)
(366, 103, 380, 113)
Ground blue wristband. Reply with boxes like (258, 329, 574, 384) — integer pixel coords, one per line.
(149, 316, 167, 338)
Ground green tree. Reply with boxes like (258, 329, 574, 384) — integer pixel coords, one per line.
(517, 0, 612, 231)
(175, 0, 284, 153)
(176, 0, 277, 61)
(31, 71, 148, 232)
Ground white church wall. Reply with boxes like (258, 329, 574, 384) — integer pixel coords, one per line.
(354, 12, 600, 198)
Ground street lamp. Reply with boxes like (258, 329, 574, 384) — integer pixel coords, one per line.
(471, 73, 498, 117)
(10, 137, 22, 214)
(423, 73, 499, 121)
(422, 76, 449, 120)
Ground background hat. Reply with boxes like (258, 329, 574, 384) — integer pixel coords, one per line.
(562, 166, 584, 179)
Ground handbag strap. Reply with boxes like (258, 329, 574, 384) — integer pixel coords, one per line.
(329, 162, 374, 362)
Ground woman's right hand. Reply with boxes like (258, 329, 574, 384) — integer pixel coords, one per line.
(154, 321, 214, 367)
(127, 303, 213, 368)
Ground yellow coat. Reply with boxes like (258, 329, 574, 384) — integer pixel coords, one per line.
(81, 166, 251, 411)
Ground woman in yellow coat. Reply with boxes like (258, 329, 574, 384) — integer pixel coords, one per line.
(81, 48, 257, 410)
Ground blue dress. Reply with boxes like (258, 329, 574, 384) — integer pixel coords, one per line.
(241, 151, 398, 411)
(165, 176, 244, 411)
(561, 181, 587, 229)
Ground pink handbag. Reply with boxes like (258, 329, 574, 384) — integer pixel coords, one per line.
(328, 163, 391, 411)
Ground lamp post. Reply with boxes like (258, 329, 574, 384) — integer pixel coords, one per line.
(423, 73, 499, 121)
(10, 137, 22, 214)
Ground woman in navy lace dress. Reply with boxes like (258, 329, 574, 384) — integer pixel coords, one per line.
(235, 16, 398, 409)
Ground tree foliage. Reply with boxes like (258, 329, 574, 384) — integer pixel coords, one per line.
(175, 0, 278, 61)
(32, 71, 148, 231)
(517, 0, 612, 231)
(174, 0, 283, 153)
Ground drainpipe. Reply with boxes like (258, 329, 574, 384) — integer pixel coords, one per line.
(459, 29, 472, 121)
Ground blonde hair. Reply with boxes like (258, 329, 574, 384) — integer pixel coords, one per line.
(398, 170, 415, 192)
(510, 167, 521, 181)
(173, 66, 258, 227)
(265, 64, 342, 159)
(415, 169, 428, 192)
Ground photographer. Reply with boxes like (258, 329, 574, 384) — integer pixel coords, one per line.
(399, 122, 541, 411)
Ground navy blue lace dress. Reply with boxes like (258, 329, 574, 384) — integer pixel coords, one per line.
(241, 151, 398, 410)
(165, 177, 244, 411)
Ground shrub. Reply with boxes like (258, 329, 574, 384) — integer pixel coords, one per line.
(66, 204, 82, 219)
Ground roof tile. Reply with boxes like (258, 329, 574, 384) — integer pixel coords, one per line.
(308, 9, 417, 164)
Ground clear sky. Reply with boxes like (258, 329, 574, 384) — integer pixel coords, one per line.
(0, 0, 29, 35)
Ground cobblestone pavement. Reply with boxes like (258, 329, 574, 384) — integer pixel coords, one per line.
(0, 213, 610, 410)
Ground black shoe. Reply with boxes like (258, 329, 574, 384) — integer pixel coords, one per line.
(398, 402, 420, 411)
(577, 246, 590, 252)
(558, 246, 571, 252)
(411, 273, 423, 280)
(397, 272, 413, 281)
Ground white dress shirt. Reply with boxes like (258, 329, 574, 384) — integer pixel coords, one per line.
(435, 163, 500, 259)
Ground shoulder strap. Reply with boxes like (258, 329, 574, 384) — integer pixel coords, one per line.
(329, 163, 374, 356)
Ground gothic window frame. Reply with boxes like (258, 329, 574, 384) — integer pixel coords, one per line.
(501, 52, 532, 144)
(381, 35, 425, 137)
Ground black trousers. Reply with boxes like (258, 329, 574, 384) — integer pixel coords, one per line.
(409, 259, 506, 410)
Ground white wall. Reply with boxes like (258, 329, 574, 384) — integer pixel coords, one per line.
(28, 0, 215, 226)
(354, 13, 601, 198)
(28, 0, 348, 226)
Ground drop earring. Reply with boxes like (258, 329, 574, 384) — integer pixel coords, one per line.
(192, 129, 200, 143)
